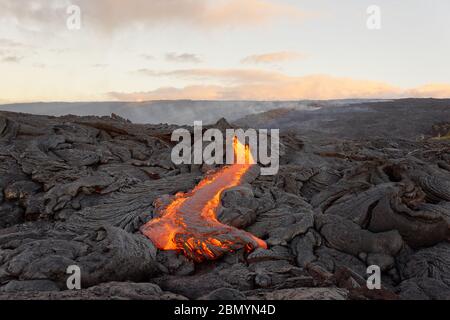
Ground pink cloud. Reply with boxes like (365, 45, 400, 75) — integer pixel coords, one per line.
(110, 69, 450, 101)
(241, 51, 306, 64)
(165, 53, 202, 63)
(405, 84, 450, 99)
(0, 0, 305, 31)
(137, 68, 289, 84)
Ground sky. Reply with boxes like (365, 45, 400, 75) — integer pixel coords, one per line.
(0, 0, 450, 103)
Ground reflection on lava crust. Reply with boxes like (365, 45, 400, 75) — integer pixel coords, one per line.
(141, 137, 267, 262)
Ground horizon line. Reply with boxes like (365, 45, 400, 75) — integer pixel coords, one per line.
(3, 97, 450, 106)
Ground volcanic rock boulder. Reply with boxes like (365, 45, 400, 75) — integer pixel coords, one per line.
(0, 280, 60, 293)
(0, 224, 159, 288)
(250, 287, 349, 300)
(399, 278, 450, 300)
(218, 185, 259, 229)
(313, 246, 369, 280)
(0, 115, 18, 141)
(397, 243, 450, 288)
(368, 190, 449, 248)
(247, 191, 314, 246)
(412, 172, 450, 202)
(0, 282, 187, 300)
(67, 173, 199, 232)
(315, 214, 404, 257)
(291, 230, 322, 268)
(0, 204, 24, 228)
(199, 288, 247, 300)
(321, 183, 395, 225)
(300, 167, 342, 200)
(321, 181, 449, 248)
(156, 251, 195, 276)
(153, 273, 234, 299)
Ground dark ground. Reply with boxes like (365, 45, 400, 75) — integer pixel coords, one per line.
(0, 98, 449, 300)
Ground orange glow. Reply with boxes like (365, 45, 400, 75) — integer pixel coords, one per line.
(141, 137, 267, 262)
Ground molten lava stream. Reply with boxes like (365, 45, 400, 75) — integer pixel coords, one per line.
(141, 138, 267, 262)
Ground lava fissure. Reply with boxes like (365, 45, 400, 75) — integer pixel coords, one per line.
(141, 137, 267, 262)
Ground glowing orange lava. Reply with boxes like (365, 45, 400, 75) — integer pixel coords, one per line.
(141, 137, 267, 262)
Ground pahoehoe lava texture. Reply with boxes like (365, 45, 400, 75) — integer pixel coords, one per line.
(0, 99, 449, 300)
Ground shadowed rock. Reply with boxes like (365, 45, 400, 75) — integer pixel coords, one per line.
(0, 106, 449, 300)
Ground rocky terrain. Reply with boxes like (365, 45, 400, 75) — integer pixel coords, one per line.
(0, 100, 322, 125)
(236, 98, 450, 140)
(0, 99, 449, 300)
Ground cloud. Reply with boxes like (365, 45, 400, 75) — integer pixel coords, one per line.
(141, 54, 155, 61)
(1, 54, 23, 63)
(165, 52, 202, 63)
(200, 0, 305, 27)
(241, 51, 305, 64)
(0, 38, 30, 64)
(112, 68, 450, 101)
(405, 83, 450, 99)
(109, 71, 403, 100)
(0, 1, 69, 29)
(136, 68, 288, 84)
(0, 38, 29, 48)
(0, 0, 305, 32)
(109, 85, 226, 101)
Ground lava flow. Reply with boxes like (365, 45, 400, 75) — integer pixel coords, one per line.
(141, 137, 267, 262)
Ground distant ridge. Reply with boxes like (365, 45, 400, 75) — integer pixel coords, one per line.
(235, 98, 450, 140)
(0, 100, 333, 125)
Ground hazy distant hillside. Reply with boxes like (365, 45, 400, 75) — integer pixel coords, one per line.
(2, 99, 447, 139)
(235, 98, 450, 140)
(0, 100, 319, 125)
(0, 100, 377, 125)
